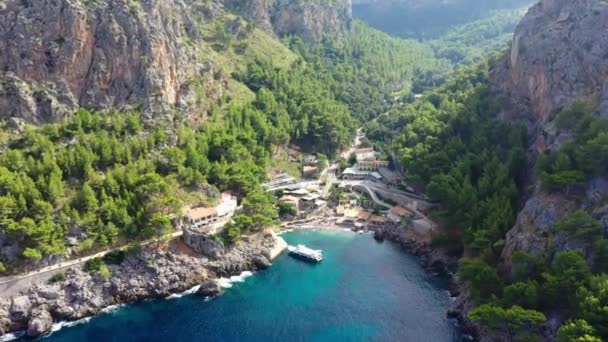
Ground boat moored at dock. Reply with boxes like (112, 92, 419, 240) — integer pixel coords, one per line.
(287, 244, 323, 262)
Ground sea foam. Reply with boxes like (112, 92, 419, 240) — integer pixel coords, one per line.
(0, 331, 25, 342)
(166, 285, 202, 300)
(217, 270, 254, 289)
(41, 317, 93, 338)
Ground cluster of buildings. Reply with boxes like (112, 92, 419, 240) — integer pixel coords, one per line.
(333, 197, 436, 235)
(183, 192, 238, 235)
(278, 187, 327, 219)
(342, 147, 392, 182)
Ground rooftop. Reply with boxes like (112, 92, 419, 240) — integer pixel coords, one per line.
(187, 207, 218, 220)
(370, 215, 387, 223)
(358, 210, 372, 221)
(303, 165, 318, 173)
(344, 208, 361, 218)
(390, 206, 411, 217)
(279, 195, 300, 203)
(354, 147, 373, 154)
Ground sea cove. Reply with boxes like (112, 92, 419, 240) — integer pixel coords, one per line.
(33, 230, 461, 342)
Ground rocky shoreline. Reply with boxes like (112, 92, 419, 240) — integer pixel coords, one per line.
(0, 234, 286, 339)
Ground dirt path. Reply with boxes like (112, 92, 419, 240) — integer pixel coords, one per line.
(0, 231, 183, 297)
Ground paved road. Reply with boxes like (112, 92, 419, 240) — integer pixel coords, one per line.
(0, 231, 183, 286)
(268, 180, 320, 192)
(351, 184, 392, 209)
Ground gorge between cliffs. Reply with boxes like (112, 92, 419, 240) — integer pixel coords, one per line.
(1, 0, 608, 341)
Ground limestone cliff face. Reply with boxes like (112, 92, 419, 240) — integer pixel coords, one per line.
(493, 0, 608, 271)
(225, 0, 353, 43)
(493, 0, 608, 146)
(0, 0, 227, 123)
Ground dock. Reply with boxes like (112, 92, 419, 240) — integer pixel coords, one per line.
(287, 244, 323, 262)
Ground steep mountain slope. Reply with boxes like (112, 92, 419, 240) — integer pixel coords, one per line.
(225, 0, 353, 43)
(0, 0, 344, 124)
(494, 0, 608, 269)
(0, 0, 227, 123)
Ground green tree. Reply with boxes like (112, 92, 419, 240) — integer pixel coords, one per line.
(22, 248, 42, 261)
(511, 250, 547, 282)
(75, 182, 98, 214)
(223, 223, 241, 245)
(577, 274, 608, 339)
(543, 251, 591, 310)
(556, 210, 601, 240)
(557, 320, 601, 342)
(502, 281, 539, 309)
(469, 304, 545, 340)
(242, 188, 278, 230)
(458, 259, 502, 303)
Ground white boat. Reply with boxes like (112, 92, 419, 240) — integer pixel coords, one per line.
(287, 244, 323, 262)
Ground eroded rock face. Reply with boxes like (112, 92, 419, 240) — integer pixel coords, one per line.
(27, 308, 52, 337)
(225, 0, 353, 43)
(0, 0, 226, 123)
(493, 0, 608, 273)
(492, 0, 608, 145)
(182, 228, 226, 259)
(500, 192, 577, 270)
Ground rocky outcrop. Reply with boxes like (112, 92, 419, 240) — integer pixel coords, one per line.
(197, 280, 222, 298)
(370, 224, 459, 273)
(182, 227, 226, 259)
(0, 234, 280, 337)
(27, 308, 53, 337)
(0, 0, 227, 123)
(225, 0, 353, 43)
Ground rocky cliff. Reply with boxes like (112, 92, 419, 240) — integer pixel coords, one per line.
(225, 0, 353, 43)
(0, 0, 231, 124)
(0, 235, 282, 337)
(0, 0, 353, 124)
(491, 0, 608, 269)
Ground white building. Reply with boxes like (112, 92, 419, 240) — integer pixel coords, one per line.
(184, 192, 238, 235)
(354, 148, 375, 162)
(342, 167, 382, 181)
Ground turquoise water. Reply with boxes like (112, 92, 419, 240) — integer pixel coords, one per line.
(38, 230, 461, 341)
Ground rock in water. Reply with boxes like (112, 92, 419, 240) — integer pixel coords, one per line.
(373, 229, 385, 242)
(253, 256, 272, 270)
(27, 309, 53, 337)
(197, 280, 221, 298)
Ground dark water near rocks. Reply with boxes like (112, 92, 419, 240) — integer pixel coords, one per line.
(36, 230, 462, 342)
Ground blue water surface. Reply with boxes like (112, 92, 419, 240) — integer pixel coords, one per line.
(40, 230, 462, 342)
